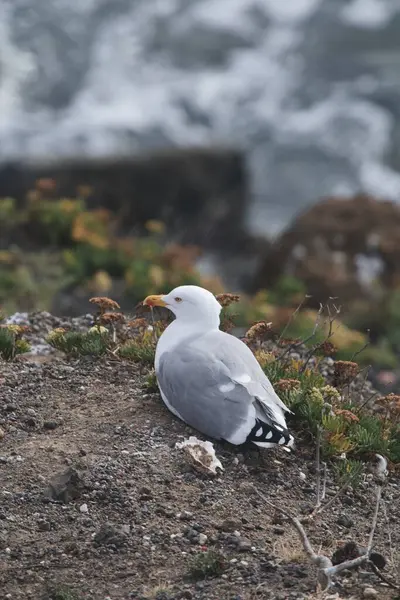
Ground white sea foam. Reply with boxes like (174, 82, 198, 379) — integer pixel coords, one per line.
(0, 0, 400, 235)
(341, 0, 399, 29)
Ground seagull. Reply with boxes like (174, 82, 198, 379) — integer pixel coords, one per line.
(143, 285, 294, 450)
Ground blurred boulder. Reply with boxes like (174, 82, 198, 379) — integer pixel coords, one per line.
(254, 194, 400, 303)
(0, 147, 248, 253)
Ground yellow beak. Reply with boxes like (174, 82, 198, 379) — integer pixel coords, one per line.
(143, 294, 167, 307)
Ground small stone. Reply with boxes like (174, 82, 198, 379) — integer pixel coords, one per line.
(342, 496, 354, 506)
(238, 538, 252, 552)
(43, 420, 58, 430)
(37, 519, 51, 531)
(120, 524, 131, 535)
(0, 427, 5, 439)
(177, 510, 193, 521)
(26, 408, 37, 417)
(299, 471, 306, 480)
(93, 523, 127, 547)
(198, 533, 207, 545)
(363, 588, 378, 599)
(219, 518, 241, 532)
(44, 467, 83, 503)
(79, 503, 89, 514)
(337, 515, 354, 528)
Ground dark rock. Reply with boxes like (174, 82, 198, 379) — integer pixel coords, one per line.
(342, 496, 354, 506)
(43, 420, 59, 430)
(254, 194, 400, 308)
(238, 538, 252, 552)
(337, 514, 354, 528)
(219, 518, 241, 532)
(37, 519, 51, 531)
(44, 467, 83, 503)
(93, 523, 128, 548)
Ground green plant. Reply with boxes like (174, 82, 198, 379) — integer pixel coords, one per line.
(144, 370, 159, 392)
(0, 197, 18, 224)
(46, 328, 109, 357)
(27, 197, 85, 246)
(44, 583, 80, 600)
(267, 275, 306, 307)
(333, 457, 365, 487)
(188, 550, 226, 579)
(118, 339, 155, 365)
(0, 325, 31, 360)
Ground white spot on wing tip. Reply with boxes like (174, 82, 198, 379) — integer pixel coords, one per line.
(278, 436, 286, 445)
(255, 427, 263, 437)
(266, 431, 273, 440)
(219, 382, 235, 394)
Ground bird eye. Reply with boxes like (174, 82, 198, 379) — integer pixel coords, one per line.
(175, 297, 183, 303)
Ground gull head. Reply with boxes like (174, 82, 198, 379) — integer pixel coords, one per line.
(143, 285, 221, 324)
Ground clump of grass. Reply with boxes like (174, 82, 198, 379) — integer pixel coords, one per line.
(119, 339, 155, 365)
(188, 550, 226, 580)
(0, 324, 31, 360)
(44, 583, 80, 600)
(47, 328, 109, 357)
(144, 370, 159, 392)
(142, 585, 174, 600)
(333, 457, 365, 487)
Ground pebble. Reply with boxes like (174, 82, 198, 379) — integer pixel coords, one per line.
(37, 519, 51, 531)
(363, 588, 378, 599)
(337, 515, 354, 528)
(220, 518, 241, 532)
(177, 510, 193, 521)
(43, 420, 58, 430)
(79, 503, 89, 514)
(0, 427, 4, 439)
(238, 538, 252, 552)
(198, 533, 207, 545)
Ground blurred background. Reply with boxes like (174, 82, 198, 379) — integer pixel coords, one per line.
(2, 0, 400, 383)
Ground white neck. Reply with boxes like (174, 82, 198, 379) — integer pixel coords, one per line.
(155, 315, 219, 370)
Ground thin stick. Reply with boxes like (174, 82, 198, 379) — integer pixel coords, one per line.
(254, 489, 318, 562)
(368, 561, 400, 590)
(315, 426, 322, 509)
(350, 329, 370, 362)
(279, 303, 324, 361)
(311, 481, 350, 518)
(367, 485, 381, 553)
(321, 461, 327, 502)
(382, 501, 395, 567)
(278, 296, 309, 343)
(300, 303, 341, 374)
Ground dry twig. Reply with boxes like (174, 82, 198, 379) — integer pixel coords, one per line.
(254, 454, 388, 590)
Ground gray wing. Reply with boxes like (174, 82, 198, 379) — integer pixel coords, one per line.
(157, 343, 256, 441)
(193, 330, 290, 418)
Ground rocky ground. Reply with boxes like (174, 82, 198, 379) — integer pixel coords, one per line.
(0, 315, 399, 600)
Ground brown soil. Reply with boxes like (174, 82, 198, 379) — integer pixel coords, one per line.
(0, 357, 399, 600)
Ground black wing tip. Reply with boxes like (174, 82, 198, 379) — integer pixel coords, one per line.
(247, 419, 294, 449)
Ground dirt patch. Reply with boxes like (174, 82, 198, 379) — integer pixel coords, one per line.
(0, 357, 399, 600)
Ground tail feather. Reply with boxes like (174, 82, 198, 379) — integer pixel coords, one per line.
(246, 418, 294, 450)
